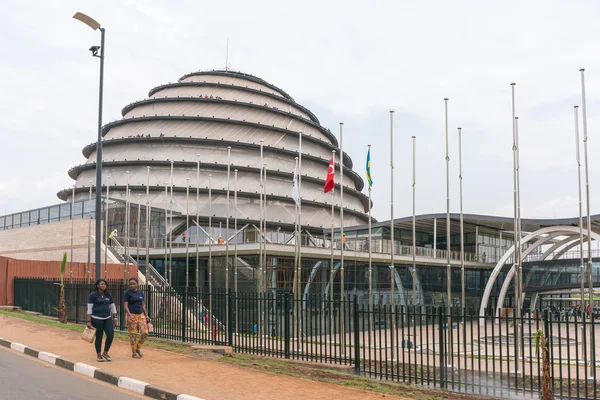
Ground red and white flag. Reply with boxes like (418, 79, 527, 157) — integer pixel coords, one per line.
(324, 157, 335, 193)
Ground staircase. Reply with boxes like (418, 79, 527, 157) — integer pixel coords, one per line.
(109, 237, 223, 331)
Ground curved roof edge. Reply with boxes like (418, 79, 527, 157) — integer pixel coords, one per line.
(146, 82, 321, 124)
(120, 97, 333, 144)
(83, 137, 362, 190)
(356, 212, 600, 235)
(56, 185, 373, 225)
(179, 70, 293, 101)
(100, 116, 346, 167)
(68, 160, 370, 212)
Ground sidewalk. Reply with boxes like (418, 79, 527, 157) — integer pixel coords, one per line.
(0, 314, 409, 400)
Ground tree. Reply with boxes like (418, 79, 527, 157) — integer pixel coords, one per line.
(58, 252, 67, 324)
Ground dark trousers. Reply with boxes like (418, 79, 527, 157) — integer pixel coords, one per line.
(91, 317, 114, 354)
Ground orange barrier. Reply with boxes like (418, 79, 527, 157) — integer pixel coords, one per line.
(0, 256, 135, 305)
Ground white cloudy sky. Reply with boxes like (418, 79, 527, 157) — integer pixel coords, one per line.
(1, 0, 599, 221)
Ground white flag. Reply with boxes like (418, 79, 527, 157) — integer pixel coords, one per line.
(292, 167, 299, 206)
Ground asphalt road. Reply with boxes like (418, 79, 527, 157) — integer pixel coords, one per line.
(0, 347, 143, 400)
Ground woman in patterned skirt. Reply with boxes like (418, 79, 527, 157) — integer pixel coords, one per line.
(123, 277, 150, 358)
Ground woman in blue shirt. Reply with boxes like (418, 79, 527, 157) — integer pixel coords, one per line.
(123, 277, 150, 358)
(87, 279, 117, 362)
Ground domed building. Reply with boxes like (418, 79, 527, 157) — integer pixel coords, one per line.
(59, 70, 369, 231)
(57, 69, 371, 288)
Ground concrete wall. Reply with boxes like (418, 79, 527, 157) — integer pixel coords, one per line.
(0, 219, 118, 263)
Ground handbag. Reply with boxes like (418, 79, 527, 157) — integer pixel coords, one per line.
(147, 322, 154, 333)
(81, 326, 96, 343)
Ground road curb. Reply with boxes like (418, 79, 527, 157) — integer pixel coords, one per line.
(0, 336, 204, 400)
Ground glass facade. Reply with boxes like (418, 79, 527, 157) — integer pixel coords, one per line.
(0, 198, 167, 246)
(0, 199, 95, 230)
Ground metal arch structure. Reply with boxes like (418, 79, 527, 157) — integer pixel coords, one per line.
(302, 262, 411, 309)
(529, 270, 568, 310)
(510, 234, 599, 311)
(478, 225, 600, 320)
(554, 238, 585, 260)
(408, 266, 425, 305)
(494, 231, 571, 315)
(540, 236, 580, 260)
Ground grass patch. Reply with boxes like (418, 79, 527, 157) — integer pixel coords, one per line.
(218, 353, 476, 400)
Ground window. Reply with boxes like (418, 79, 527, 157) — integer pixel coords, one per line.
(30, 210, 39, 225)
(74, 201, 83, 218)
(83, 200, 95, 218)
(49, 206, 59, 221)
(39, 208, 48, 223)
(59, 204, 71, 221)
(21, 212, 30, 226)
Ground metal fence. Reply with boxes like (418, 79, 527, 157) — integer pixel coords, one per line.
(13, 278, 600, 399)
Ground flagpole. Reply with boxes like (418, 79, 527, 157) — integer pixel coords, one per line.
(298, 132, 303, 300)
(580, 68, 596, 375)
(259, 140, 264, 293)
(70, 185, 75, 283)
(412, 135, 417, 307)
(574, 106, 586, 315)
(234, 169, 238, 333)
(137, 194, 141, 265)
(104, 178, 110, 279)
(226, 146, 231, 335)
(330, 150, 336, 336)
(169, 161, 174, 285)
(164, 182, 168, 284)
(298, 132, 303, 347)
(208, 174, 213, 333)
(125, 172, 130, 283)
(444, 98, 452, 369)
(145, 167, 150, 274)
(185, 179, 190, 287)
(88, 181, 92, 284)
(293, 157, 299, 301)
(263, 163, 268, 292)
(458, 128, 465, 312)
(389, 112, 396, 309)
(574, 105, 588, 376)
(368, 145, 373, 313)
(196, 154, 200, 288)
(339, 123, 345, 349)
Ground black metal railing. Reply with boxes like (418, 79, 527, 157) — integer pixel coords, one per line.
(12, 278, 600, 399)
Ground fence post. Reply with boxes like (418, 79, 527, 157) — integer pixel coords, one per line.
(182, 287, 188, 342)
(438, 306, 446, 389)
(228, 288, 233, 347)
(284, 292, 290, 359)
(146, 284, 152, 326)
(75, 286, 79, 324)
(119, 283, 125, 330)
(353, 294, 360, 373)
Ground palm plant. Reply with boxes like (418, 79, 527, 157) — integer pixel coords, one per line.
(536, 329, 553, 400)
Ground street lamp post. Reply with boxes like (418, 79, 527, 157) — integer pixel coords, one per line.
(73, 12, 105, 280)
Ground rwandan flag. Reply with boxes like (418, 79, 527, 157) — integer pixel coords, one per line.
(366, 147, 373, 187)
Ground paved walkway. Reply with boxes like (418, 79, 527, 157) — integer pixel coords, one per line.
(0, 314, 408, 400)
